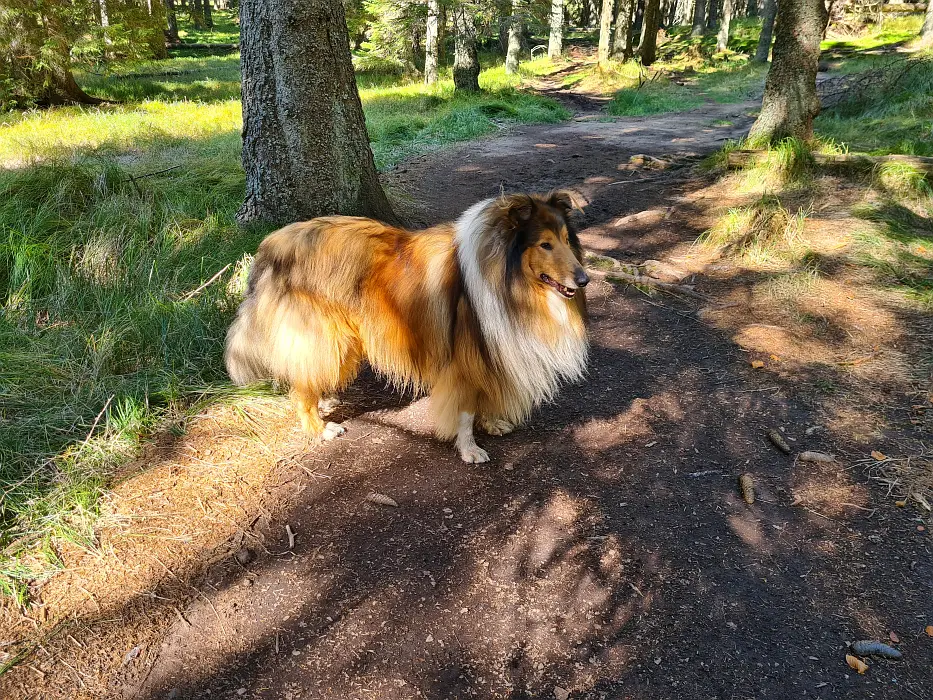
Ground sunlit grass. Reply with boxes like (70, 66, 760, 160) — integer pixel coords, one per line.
(699, 194, 809, 264)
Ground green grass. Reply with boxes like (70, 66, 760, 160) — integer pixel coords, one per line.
(821, 15, 923, 54)
(608, 80, 703, 116)
(815, 53, 933, 157)
(699, 194, 809, 263)
(174, 6, 240, 45)
(0, 49, 568, 601)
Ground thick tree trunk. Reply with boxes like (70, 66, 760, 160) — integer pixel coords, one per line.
(747, 0, 828, 144)
(922, 0, 933, 43)
(164, 0, 180, 42)
(505, 6, 522, 74)
(597, 0, 614, 66)
(203, 0, 213, 28)
(613, 0, 636, 58)
(425, 0, 440, 85)
(716, 0, 733, 50)
(746, 0, 758, 17)
(548, 0, 564, 58)
(237, 0, 396, 225)
(453, 4, 481, 91)
(638, 0, 662, 65)
(754, 0, 777, 62)
(691, 0, 707, 35)
(191, 0, 204, 29)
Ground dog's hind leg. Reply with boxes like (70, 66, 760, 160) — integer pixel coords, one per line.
(291, 386, 345, 442)
(479, 416, 516, 436)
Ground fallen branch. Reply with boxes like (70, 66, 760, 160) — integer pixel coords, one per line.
(727, 150, 933, 174)
(180, 263, 232, 302)
(587, 267, 711, 301)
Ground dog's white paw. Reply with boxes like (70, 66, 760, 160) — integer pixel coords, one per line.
(321, 422, 346, 442)
(481, 417, 515, 436)
(459, 442, 490, 463)
(318, 397, 341, 416)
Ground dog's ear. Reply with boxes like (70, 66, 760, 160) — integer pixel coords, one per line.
(547, 190, 577, 215)
(504, 195, 535, 227)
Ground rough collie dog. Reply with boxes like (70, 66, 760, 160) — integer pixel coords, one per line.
(225, 192, 589, 463)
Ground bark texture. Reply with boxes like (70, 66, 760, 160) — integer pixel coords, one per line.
(453, 4, 480, 91)
(691, 0, 707, 35)
(753, 0, 777, 62)
(203, 0, 213, 28)
(716, 0, 733, 51)
(425, 0, 440, 85)
(597, 0, 614, 66)
(548, 0, 564, 58)
(237, 0, 395, 225)
(747, 0, 828, 144)
(505, 8, 522, 74)
(164, 0, 179, 42)
(638, 0, 662, 65)
(612, 0, 635, 58)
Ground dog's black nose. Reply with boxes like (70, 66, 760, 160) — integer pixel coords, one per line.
(574, 269, 590, 288)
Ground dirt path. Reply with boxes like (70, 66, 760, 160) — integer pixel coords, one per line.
(113, 100, 932, 699)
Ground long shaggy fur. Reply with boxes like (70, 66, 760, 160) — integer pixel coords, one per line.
(225, 192, 589, 462)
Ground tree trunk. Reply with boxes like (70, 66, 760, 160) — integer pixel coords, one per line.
(613, 0, 636, 58)
(754, 0, 777, 62)
(746, 0, 758, 17)
(453, 4, 481, 91)
(707, 0, 720, 29)
(548, 0, 564, 58)
(747, 0, 828, 144)
(716, 0, 733, 50)
(579, 0, 591, 26)
(191, 0, 204, 29)
(98, 0, 110, 27)
(691, 0, 707, 35)
(165, 0, 180, 42)
(922, 0, 933, 43)
(425, 0, 440, 85)
(638, 0, 661, 65)
(597, 0, 614, 66)
(203, 0, 213, 29)
(237, 0, 396, 225)
(438, 3, 447, 64)
(505, 6, 522, 74)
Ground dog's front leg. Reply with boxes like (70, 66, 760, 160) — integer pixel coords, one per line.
(455, 412, 489, 463)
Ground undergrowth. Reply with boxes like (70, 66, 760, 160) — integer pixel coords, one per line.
(699, 194, 809, 263)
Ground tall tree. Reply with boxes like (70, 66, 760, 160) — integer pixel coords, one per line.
(638, 0, 662, 65)
(237, 0, 396, 225)
(425, 0, 440, 84)
(597, 0, 614, 67)
(922, 0, 933, 44)
(691, 0, 707, 36)
(165, 0, 179, 43)
(505, 2, 522, 74)
(747, 0, 828, 143)
(707, 0, 720, 29)
(612, 0, 635, 58)
(753, 0, 777, 62)
(548, 0, 564, 59)
(203, 0, 213, 28)
(453, 2, 480, 90)
(98, 0, 110, 27)
(716, 0, 733, 51)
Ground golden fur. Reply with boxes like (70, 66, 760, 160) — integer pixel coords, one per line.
(225, 192, 589, 462)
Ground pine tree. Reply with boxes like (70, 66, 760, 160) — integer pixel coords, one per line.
(237, 0, 396, 225)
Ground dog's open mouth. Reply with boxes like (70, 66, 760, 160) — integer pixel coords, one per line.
(541, 273, 576, 299)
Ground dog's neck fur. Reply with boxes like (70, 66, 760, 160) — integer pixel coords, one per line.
(454, 198, 588, 418)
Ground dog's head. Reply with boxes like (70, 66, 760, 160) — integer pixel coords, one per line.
(495, 191, 589, 300)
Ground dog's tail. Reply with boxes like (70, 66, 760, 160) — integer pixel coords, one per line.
(224, 297, 268, 385)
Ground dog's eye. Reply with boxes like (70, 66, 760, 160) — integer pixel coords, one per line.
(541, 242, 553, 250)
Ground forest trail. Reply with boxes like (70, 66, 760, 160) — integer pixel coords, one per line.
(3, 98, 930, 700)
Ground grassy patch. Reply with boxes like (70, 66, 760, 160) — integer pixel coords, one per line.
(821, 15, 923, 54)
(607, 81, 703, 116)
(815, 54, 933, 157)
(174, 7, 240, 45)
(700, 194, 809, 263)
